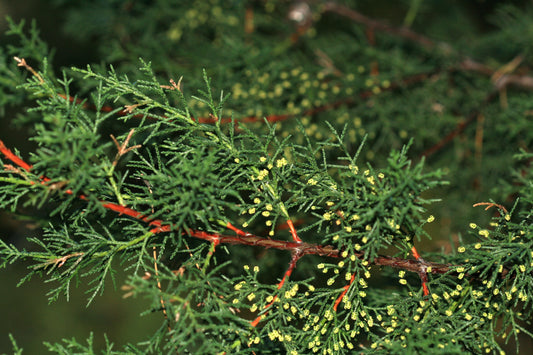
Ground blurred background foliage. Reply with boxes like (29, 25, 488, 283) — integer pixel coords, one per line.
(1, 0, 533, 353)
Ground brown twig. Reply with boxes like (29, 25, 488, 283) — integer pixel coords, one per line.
(473, 202, 508, 214)
(14, 56, 44, 83)
(0, 140, 33, 171)
(251, 250, 303, 327)
(322, 1, 533, 92)
(159, 77, 183, 92)
(420, 91, 498, 158)
(34, 252, 84, 269)
(322, 3, 533, 92)
(333, 272, 355, 311)
(110, 129, 141, 167)
(1, 138, 454, 273)
(460, 56, 533, 91)
(322, 2, 451, 53)
(12, 51, 430, 127)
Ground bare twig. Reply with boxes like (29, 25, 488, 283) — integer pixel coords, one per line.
(160, 77, 183, 92)
(420, 91, 499, 158)
(473, 202, 508, 214)
(323, 3, 533, 92)
(110, 129, 141, 167)
(34, 252, 84, 269)
(14, 56, 44, 83)
(322, 2, 452, 53)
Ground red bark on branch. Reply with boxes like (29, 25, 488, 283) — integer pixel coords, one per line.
(1, 138, 453, 275)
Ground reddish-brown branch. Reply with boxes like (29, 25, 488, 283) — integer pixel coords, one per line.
(190, 230, 338, 257)
(320, 3, 533, 160)
(473, 202, 508, 214)
(2, 136, 463, 322)
(420, 91, 498, 158)
(286, 219, 302, 243)
(6, 9, 529, 332)
(3, 137, 464, 325)
(251, 250, 303, 327)
(333, 273, 355, 311)
(225, 221, 252, 237)
(1, 138, 166, 230)
(0, 140, 33, 171)
(420, 115, 476, 158)
(460, 57, 533, 91)
(0, 139, 464, 297)
(3, 139, 459, 284)
(322, 2, 449, 52)
(37, 252, 84, 269)
(0, 138, 456, 273)
(110, 129, 141, 167)
(14, 57, 44, 83)
(410, 245, 429, 296)
(322, 1, 532, 92)
(54, 70, 431, 127)
(13, 5, 533, 168)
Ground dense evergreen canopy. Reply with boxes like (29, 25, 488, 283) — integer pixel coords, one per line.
(1, 1, 532, 353)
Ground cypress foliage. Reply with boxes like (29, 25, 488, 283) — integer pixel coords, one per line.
(1, 1, 533, 353)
